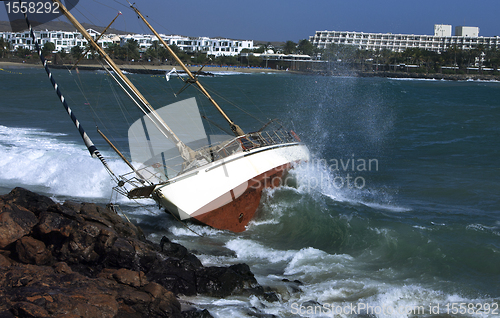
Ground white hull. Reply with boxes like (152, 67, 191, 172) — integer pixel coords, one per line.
(152, 142, 309, 231)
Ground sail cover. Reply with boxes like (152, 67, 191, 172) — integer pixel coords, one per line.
(128, 97, 229, 182)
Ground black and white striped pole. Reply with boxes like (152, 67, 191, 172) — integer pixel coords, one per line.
(22, 6, 116, 178)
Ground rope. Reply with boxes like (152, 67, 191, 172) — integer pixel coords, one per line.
(0, 68, 23, 74)
(130, 197, 203, 237)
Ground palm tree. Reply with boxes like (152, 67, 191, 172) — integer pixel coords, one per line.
(0, 38, 10, 58)
(283, 41, 297, 54)
(42, 42, 56, 57)
(297, 39, 314, 56)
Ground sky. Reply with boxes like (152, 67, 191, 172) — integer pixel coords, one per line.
(1, 0, 499, 42)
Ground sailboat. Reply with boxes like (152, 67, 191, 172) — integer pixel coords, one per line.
(30, 0, 310, 232)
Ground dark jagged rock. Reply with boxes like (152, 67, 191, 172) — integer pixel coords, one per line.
(0, 187, 55, 216)
(0, 203, 38, 249)
(15, 236, 53, 265)
(0, 188, 271, 317)
(196, 263, 263, 297)
(181, 308, 214, 318)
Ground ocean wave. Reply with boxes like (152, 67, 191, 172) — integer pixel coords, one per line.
(226, 238, 297, 264)
(288, 159, 409, 213)
(389, 77, 444, 82)
(466, 223, 500, 236)
(0, 125, 130, 200)
(169, 224, 225, 237)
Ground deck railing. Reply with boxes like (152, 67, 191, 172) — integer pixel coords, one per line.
(119, 129, 301, 195)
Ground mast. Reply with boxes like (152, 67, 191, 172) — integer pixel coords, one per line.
(129, 4, 245, 137)
(71, 12, 122, 71)
(51, 0, 195, 162)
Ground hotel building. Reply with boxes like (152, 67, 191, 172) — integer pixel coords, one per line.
(310, 25, 500, 53)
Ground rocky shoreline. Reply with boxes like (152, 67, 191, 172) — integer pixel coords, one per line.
(0, 188, 279, 318)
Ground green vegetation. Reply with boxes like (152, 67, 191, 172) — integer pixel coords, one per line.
(318, 43, 500, 74)
(41, 42, 55, 57)
(102, 39, 140, 61)
(3, 36, 498, 74)
(0, 38, 11, 58)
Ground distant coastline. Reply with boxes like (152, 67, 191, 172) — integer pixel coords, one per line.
(2, 60, 500, 81)
(0, 60, 283, 74)
(358, 70, 500, 81)
(290, 68, 500, 81)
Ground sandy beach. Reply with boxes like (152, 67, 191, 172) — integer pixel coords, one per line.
(0, 60, 283, 74)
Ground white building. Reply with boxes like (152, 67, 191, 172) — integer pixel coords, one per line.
(456, 26, 479, 37)
(434, 24, 452, 37)
(1, 29, 253, 57)
(120, 33, 253, 57)
(0, 28, 119, 53)
(310, 25, 500, 53)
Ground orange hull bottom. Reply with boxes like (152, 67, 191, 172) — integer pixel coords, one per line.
(192, 163, 291, 232)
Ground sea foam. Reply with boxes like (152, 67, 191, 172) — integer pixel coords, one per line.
(0, 124, 129, 200)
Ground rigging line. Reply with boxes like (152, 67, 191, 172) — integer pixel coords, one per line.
(104, 74, 140, 147)
(129, 74, 173, 110)
(111, 0, 130, 9)
(202, 84, 265, 124)
(201, 115, 233, 136)
(101, 62, 145, 116)
(107, 0, 130, 32)
(69, 61, 116, 136)
(70, 67, 99, 118)
(129, 198, 204, 237)
(67, 2, 100, 28)
(108, 203, 133, 225)
(96, 60, 138, 126)
(92, 0, 124, 12)
(235, 86, 266, 117)
(104, 71, 135, 128)
(73, 3, 104, 27)
(197, 95, 218, 137)
(127, 2, 176, 37)
(95, 55, 176, 144)
(71, 68, 113, 138)
(100, 60, 173, 144)
(85, 72, 121, 139)
(171, 77, 258, 125)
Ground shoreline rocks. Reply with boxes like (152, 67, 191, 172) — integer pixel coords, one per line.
(0, 187, 275, 317)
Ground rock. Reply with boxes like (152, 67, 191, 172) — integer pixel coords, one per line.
(37, 211, 75, 238)
(145, 257, 198, 296)
(0, 310, 16, 318)
(263, 291, 280, 302)
(0, 204, 38, 249)
(160, 236, 203, 268)
(0, 188, 269, 317)
(0, 187, 55, 216)
(0, 253, 12, 267)
(11, 302, 50, 318)
(196, 263, 262, 297)
(113, 268, 148, 288)
(0, 261, 181, 318)
(143, 282, 166, 299)
(181, 308, 214, 318)
(15, 236, 52, 265)
(53, 261, 72, 274)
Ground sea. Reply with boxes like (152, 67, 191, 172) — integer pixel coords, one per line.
(0, 65, 499, 317)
